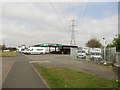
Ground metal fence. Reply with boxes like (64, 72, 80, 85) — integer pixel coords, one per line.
(115, 52, 120, 67)
(70, 47, 117, 64)
(102, 47, 116, 63)
(70, 48, 77, 60)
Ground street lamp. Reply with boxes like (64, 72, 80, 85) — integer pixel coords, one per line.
(103, 38, 106, 63)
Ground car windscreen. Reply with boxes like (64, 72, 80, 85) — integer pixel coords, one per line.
(77, 51, 85, 53)
(91, 53, 100, 55)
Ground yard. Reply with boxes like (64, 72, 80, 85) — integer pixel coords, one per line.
(0, 51, 17, 57)
(37, 66, 118, 88)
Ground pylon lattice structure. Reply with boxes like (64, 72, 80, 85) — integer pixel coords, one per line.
(70, 19, 76, 46)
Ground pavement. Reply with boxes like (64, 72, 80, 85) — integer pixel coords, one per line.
(2, 54, 48, 88)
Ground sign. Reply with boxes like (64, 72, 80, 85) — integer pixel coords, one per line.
(57, 44, 62, 46)
(39, 43, 48, 46)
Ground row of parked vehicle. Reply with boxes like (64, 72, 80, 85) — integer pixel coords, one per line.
(18, 46, 61, 55)
(18, 46, 50, 55)
(76, 48, 102, 60)
(18, 45, 102, 60)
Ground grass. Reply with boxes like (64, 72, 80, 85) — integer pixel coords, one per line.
(0, 51, 17, 57)
(103, 63, 118, 76)
(37, 67, 118, 88)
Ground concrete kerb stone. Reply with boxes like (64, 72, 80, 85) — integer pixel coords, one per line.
(2, 61, 16, 84)
(29, 62, 50, 89)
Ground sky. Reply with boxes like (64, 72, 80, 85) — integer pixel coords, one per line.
(0, 1, 118, 47)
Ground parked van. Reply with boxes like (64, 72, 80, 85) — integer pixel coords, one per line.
(76, 50, 86, 59)
(83, 47, 89, 55)
(24, 47, 46, 55)
(90, 48, 102, 60)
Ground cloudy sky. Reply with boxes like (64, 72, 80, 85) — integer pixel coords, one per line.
(0, 1, 118, 47)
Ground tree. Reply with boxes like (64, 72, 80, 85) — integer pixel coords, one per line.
(107, 35, 120, 52)
(106, 44, 115, 48)
(113, 36, 120, 52)
(7, 47, 17, 51)
(1, 44, 6, 51)
(86, 38, 102, 48)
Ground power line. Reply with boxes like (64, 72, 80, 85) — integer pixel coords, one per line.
(49, 0, 67, 31)
(59, 1, 66, 18)
(80, 2, 89, 26)
(77, 3, 83, 22)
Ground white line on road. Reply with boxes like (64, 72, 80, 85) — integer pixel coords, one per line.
(29, 61, 51, 64)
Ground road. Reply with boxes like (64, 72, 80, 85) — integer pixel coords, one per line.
(2, 54, 48, 88)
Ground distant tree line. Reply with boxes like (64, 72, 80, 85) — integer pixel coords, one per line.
(0, 44, 17, 51)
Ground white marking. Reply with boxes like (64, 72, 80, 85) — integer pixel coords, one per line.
(29, 61, 50, 64)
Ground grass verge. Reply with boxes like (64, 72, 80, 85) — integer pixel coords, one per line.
(37, 67, 118, 88)
(0, 51, 17, 57)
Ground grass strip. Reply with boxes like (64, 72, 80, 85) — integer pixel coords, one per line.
(0, 51, 17, 57)
(37, 67, 118, 88)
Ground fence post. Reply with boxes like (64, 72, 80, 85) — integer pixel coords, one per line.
(70, 48, 77, 60)
(116, 52, 120, 67)
(115, 52, 120, 88)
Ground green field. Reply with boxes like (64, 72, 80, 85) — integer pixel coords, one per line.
(0, 51, 17, 57)
(37, 67, 118, 88)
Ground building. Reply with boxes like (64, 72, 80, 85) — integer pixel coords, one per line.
(33, 43, 78, 54)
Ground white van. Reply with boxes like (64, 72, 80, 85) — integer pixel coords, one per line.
(90, 48, 102, 60)
(24, 47, 46, 55)
(76, 50, 86, 59)
(83, 47, 89, 55)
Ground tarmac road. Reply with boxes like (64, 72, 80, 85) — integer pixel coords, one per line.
(2, 54, 48, 88)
